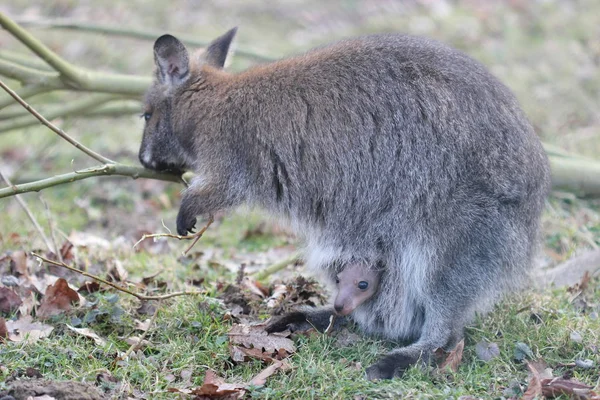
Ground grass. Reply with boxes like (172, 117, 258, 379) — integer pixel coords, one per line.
(1, 0, 599, 398)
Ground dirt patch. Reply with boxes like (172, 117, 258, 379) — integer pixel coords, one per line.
(3, 379, 103, 400)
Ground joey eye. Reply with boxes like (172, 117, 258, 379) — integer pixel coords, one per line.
(335, 277, 340, 284)
(357, 281, 368, 290)
(141, 112, 152, 121)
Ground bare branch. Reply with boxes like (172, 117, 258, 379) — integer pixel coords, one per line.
(0, 164, 182, 199)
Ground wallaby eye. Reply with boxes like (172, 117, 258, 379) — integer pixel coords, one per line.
(358, 281, 368, 290)
(141, 112, 152, 121)
(335, 277, 340, 284)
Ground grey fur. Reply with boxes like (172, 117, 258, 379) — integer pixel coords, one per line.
(139, 30, 551, 380)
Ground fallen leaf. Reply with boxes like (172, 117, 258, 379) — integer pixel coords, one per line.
(514, 342, 534, 361)
(66, 324, 106, 346)
(541, 377, 599, 399)
(78, 281, 101, 294)
(6, 315, 53, 343)
(475, 341, 500, 362)
(124, 336, 150, 350)
(37, 278, 80, 319)
(171, 370, 246, 399)
(522, 361, 543, 400)
(438, 339, 465, 373)
(228, 323, 295, 354)
(265, 284, 288, 309)
(0, 287, 22, 313)
(241, 276, 269, 298)
(0, 317, 7, 339)
(135, 318, 152, 332)
(249, 360, 291, 386)
(10, 250, 29, 277)
(230, 345, 277, 363)
(59, 241, 75, 262)
(107, 259, 128, 282)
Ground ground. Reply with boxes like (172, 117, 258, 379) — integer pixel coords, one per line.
(0, 1, 599, 399)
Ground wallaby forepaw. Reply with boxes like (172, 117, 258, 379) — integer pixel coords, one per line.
(176, 210, 197, 236)
(365, 352, 420, 381)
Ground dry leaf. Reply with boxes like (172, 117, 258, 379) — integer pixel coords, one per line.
(6, 315, 53, 343)
(265, 284, 288, 309)
(522, 361, 543, 400)
(0, 316, 7, 339)
(37, 278, 80, 319)
(541, 377, 599, 399)
(124, 336, 150, 350)
(107, 259, 128, 282)
(438, 339, 465, 373)
(228, 323, 295, 354)
(241, 276, 269, 297)
(184, 370, 246, 399)
(66, 324, 107, 346)
(135, 318, 152, 332)
(249, 360, 291, 386)
(0, 287, 22, 313)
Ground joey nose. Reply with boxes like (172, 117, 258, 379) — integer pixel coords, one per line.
(334, 303, 344, 314)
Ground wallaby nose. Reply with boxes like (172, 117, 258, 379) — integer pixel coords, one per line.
(334, 303, 344, 314)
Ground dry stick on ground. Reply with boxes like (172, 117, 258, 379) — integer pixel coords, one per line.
(0, 168, 54, 253)
(134, 216, 214, 256)
(32, 253, 205, 301)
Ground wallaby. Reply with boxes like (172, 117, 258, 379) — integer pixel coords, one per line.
(333, 262, 380, 316)
(139, 28, 551, 380)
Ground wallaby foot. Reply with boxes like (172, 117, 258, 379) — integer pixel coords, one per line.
(266, 307, 345, 333)
(365, 350, 422, 380)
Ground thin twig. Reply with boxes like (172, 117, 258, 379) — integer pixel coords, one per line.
(0, 163, 182, 199)
(0, 168, 54, 252)
(0, 79, 115, 164)
(134, 215, 214, 255)
(32, 252, 205, 301)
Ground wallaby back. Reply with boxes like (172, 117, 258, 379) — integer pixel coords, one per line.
(140, 30, 550, 380)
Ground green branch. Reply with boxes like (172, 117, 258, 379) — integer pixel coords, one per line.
(16, 18, 275, 62)
(0, 164, 181, 199)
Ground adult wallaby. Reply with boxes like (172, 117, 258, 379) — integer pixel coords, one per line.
(139, 28, 550, 380)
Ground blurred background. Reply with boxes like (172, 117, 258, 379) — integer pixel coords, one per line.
(0, 0, 598, 268)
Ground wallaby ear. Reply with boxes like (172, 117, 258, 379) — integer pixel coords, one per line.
(201, 27, 238, 69)
(154, 34, 190, 86)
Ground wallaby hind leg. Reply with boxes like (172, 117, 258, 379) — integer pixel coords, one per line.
(365, 305, 465, 380)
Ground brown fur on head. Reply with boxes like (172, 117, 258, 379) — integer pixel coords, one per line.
(333, 263, 380, 316)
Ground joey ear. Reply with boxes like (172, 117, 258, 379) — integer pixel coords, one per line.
(201, 27, 238, 69)
(154, 34, 190, 86)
